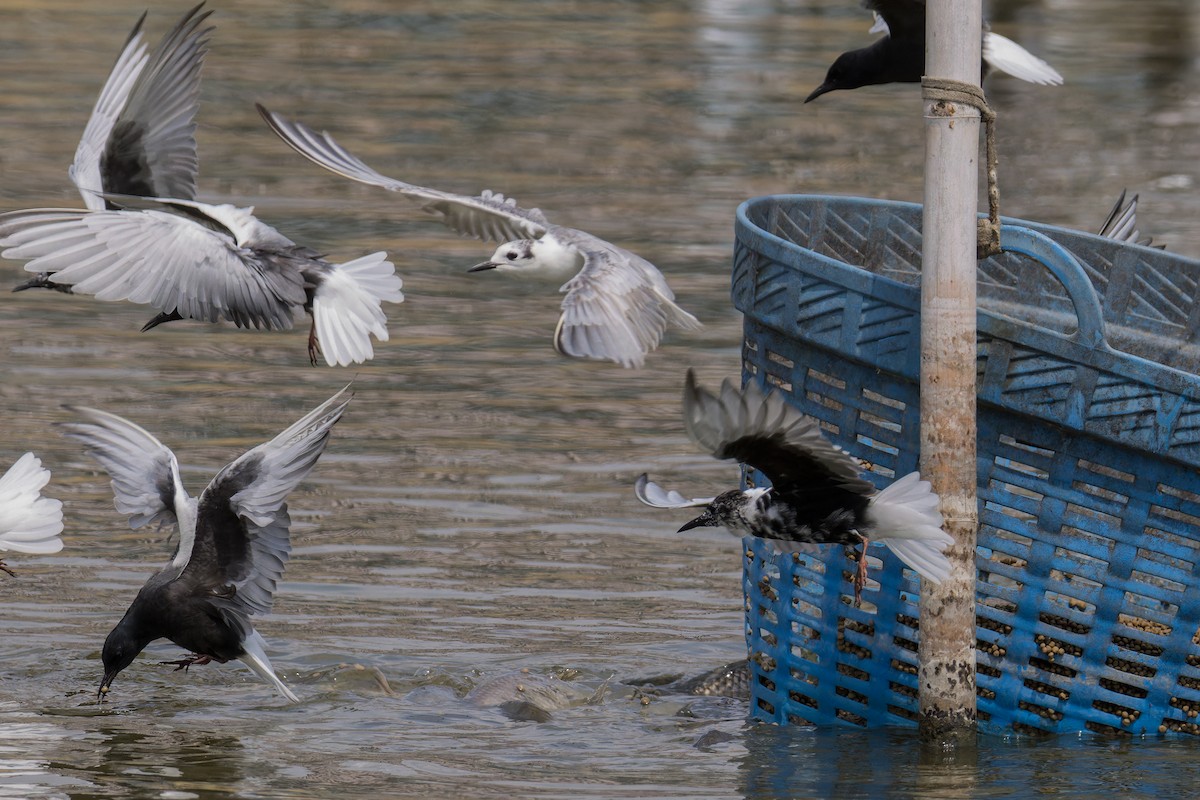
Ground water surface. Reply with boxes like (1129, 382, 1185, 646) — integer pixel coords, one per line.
(2, 1, 1200, 797)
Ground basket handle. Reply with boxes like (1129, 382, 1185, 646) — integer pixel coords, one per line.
(998, 225, 1108, 350)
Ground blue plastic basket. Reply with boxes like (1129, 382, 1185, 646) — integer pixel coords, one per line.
(734, 195, 1200, 736)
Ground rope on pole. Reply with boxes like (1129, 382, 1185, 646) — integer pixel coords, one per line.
(922, 77, 1000, 259)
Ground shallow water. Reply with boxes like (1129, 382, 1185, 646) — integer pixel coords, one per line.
(2, 1, 1200, 797)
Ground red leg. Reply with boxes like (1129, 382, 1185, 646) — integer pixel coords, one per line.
(307, 319, 321, 367)
(161, 654, 214, 673)
(854, 536, 870, 604)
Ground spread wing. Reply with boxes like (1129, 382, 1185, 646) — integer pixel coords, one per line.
(0, 206, 305, 330)
(70, 5, 212, 209)
(681, 370, 876, 496)
(633, 474, 713, 509)
(181, 386, 351, 617)
(0, 453, 64, 555)
(256, 105, 549, 242)
(554, 231, 700, 368)
(60, 407, 185, 530)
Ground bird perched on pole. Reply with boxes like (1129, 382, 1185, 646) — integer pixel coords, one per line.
(0, 453, 64, 576)
(256, 105, 700, 369)
(66, 387, 352, 703)
(805, 0, 1062, 103)
(4, 5, 404, 367)
(635, 370, 952, 599)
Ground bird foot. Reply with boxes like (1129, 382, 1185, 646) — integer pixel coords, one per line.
(853, 537, 870, 605)
(161, 654, 213, 672)
(0, 560, 14, 578)
(307, 325, 321, 367)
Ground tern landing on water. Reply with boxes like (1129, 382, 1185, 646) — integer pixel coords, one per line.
(3, 5, 404, 367)
(65, 387, 352, 703)
(257, 105, 701, 369)
(0, 453, 65, 577)
(805, 0, 1063, 102)
(636, 370, 952, 600)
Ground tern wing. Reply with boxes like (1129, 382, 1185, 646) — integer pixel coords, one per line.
(681, 369, 877, 496)
(0, 453, 64, 555)
(0, 206, 304, 330)
(71, 5, 212, 208)
(864, 1, 926, 44)
(257, 105, 549, 242)
(182, 386, 351, 617)
(60, 408, 185, 530)
(553, 230, 700, 368)
(633, 474, 713, 509)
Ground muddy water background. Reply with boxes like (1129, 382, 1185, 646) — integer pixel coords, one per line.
(2, 1, 1200, 797)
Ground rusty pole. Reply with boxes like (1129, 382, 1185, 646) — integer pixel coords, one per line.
(918, 0, 980, 741)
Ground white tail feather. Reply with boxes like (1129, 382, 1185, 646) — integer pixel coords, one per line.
(0, 453, 65, 554)
(239, 629, 300, 703)
(983, 32, 1063, 86)
(866, 472, 952, 584)
(312, 252, 404, 366)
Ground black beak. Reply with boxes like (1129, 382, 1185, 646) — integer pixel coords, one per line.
(98, 671, 116, 702)
(677, 515, 710, 533)
(804, 83, 833, 103)
(468, 261, 499, 273)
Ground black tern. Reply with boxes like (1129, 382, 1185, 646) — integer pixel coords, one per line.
(636, 370, 952, 598)
(805, 1, 1062, 103)
(3, 7, 404, 367)
(0, 453, 64, 576)
(66, 387, 352, 703)
(257, 105, 701, 369)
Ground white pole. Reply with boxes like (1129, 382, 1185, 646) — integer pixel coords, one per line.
(919, 0, 980, 741)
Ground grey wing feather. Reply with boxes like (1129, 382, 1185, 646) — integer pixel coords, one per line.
(60, 406, 184, 529)
(71, 5, 212, 207)
(554, 232, 701, 368)
(682, 370, 876, 494)
(0, 207, 302, 330)
(190, 385, 352, 617)
(257, 105, 549, 242)
(633, 474, 713, 509)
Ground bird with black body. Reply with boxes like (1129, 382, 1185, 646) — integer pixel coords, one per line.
(805, 0, 1062, 103)
(635, 370, 952, 599)
(3, 5, 403, 367)
(65, 387, 352, 703)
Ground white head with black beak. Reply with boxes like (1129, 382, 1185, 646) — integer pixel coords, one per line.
(469, 235, 581, 279)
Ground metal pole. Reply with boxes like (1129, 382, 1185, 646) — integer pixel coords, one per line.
(919, 0, 980, 741)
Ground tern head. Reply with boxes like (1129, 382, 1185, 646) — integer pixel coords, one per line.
(469, 236, 579, 278)
(806, 49, 872, 102)
(678, 490, 751, 533)
(98, 618, 146, 700)
(469, 240, 538, 274)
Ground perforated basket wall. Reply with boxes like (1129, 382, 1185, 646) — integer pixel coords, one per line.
(734, 195, 1200, 736)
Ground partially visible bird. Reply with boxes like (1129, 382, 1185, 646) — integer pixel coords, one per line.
(0, 453, 65, 577)
(4, 6, 404, 367)
(257, 105, 701, 369)
(65, 387, 352, 703)
(805, 1, 1063, 103)
(636, 370, 952, 598)
(1097, 189, 1163, 250)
